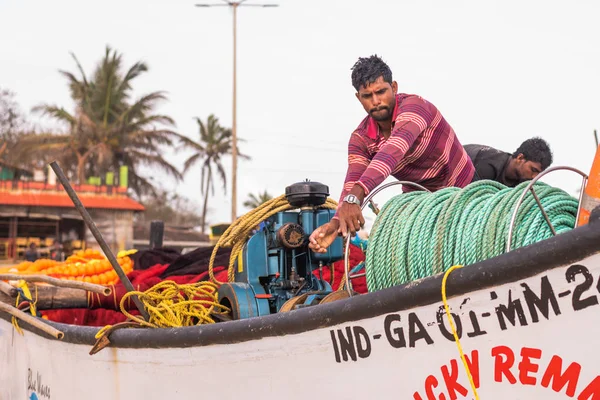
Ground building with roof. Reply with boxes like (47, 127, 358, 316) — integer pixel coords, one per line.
(0, 164, 144, 261)
(0, 160, 33, 181)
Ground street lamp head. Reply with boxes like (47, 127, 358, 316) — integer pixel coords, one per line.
(195, 2, 231, 7)
(235, 3, 279, 7)
(195, 2, 279, 7)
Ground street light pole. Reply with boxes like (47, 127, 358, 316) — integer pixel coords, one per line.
(195, 0, 278, 223)
(232, 2, 238, 223)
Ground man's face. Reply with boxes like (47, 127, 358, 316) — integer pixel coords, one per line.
(514, 154, 543, 181)
(355, 76, 398, 121)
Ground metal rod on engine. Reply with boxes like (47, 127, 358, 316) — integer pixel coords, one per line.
(49, 161, 150, 322)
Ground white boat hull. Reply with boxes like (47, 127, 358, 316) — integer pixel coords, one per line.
(3, 217, 600, 399)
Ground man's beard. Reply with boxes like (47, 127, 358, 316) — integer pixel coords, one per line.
(369, 106, 391, 121)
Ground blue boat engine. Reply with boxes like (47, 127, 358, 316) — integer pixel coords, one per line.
(217, 181, 344, 320)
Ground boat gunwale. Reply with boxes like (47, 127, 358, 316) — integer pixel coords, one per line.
(4, 209, 600, 349)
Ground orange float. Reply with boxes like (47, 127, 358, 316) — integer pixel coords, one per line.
(577, 145, 600, 226)
(0, 249, 134, 285)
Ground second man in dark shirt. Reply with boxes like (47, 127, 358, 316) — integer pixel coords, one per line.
(465, 137, 553, 187)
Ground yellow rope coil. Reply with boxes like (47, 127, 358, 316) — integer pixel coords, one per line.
(208, 194, 338, 284)
(441, 265, 480, 400)
(116, 280, 231, 328)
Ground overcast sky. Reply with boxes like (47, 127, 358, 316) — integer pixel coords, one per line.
(1, 0, 599, 229)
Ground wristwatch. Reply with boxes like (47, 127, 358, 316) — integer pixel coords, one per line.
(343, 194, 361, 206)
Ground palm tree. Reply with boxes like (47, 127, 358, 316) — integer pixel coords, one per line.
(29, 46, 186, 195)
(243, 190, 273, 209)
(181, 114, 249, 232)
(17, 111, 99, 184)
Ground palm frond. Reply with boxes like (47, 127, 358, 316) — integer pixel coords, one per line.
(127, 149, 183, 180)
(128, 170, 158, 199)
(70, 51, 90, 87)
(32, 104, 77, 127)
(119, 92, 169, 123)
(118, 61, 149, 94)
(125, 114, 176, 131)
(216, 161, 227, 193)
(182, 153, 202, 174)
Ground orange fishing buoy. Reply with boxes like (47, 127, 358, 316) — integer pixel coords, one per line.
(577, 145, 600, 226)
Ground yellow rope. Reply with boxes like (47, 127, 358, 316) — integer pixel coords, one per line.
(11, 280, 38, 335)
(94, 281, 231, 338)
(208, 194, 338, 284)
(11, 291, 23, 335)
(95, 324, 112, 339)
(111, 280, 231, 329)
(117, 249, 138, 258)
(441, 265, 480, 400)
(94, 196, 337, 337)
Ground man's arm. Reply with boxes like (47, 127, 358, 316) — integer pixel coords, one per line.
(308, 131, 370, 252)
(333, 132, 371, 219)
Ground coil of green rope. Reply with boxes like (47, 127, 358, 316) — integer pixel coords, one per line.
(365, 180, 579, 292)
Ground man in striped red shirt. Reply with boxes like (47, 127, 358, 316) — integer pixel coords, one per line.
(309, 55, 475, 253)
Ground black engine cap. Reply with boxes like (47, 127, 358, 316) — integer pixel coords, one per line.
(285, 180, 329, 207)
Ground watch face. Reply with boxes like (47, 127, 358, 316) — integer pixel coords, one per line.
(345, 195, 358, 204)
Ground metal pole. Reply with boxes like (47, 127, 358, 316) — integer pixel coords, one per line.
(231, 3, 238, 222)
(505, 165, 588, 252)
(529, 187, 557, 236)
(149, 220, 164, 249)
(576, 176, 588, 224)
(49, 161, 149, 321)
(195, 1, 278, 223)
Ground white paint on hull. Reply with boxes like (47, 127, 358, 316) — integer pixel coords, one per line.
(2, 254, 600, 399)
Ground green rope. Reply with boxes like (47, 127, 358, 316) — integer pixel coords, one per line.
(365, 180, 579, 292)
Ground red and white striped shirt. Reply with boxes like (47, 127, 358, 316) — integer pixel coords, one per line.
(336, 93, 475, 210)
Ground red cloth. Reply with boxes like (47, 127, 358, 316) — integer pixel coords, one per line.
(42, 265, 229, 327)
(312, 244, 367, 294)
(42, 246, 367, 327)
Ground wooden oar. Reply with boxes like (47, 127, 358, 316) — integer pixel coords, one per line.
(0, 286, 88, 310)
(50, 161, 150, 322)
(0, 301, 64, 339)
(0, 280, 17, 297)
(0, 274, 110, 295)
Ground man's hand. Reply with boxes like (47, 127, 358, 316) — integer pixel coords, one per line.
(336, 202, 365, 237)
(309, 220, 340, 253)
